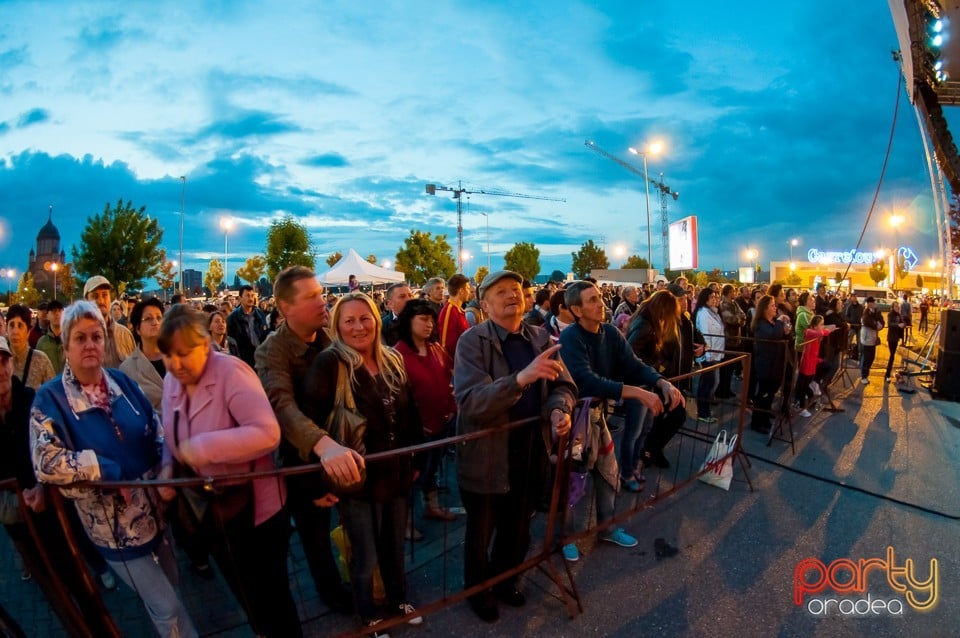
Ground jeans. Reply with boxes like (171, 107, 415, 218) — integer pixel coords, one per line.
(287, 475, 347, 605)
(106, 536, 197, 638)
(618, 400, 651, 479)
(565, 470, 616, 537)
(885, 338, 901, 378)
(861, 344, 877, 379)
(751, 377, 780, 430)
(339, 496, 408, 621)
(697, 366, 719, 417)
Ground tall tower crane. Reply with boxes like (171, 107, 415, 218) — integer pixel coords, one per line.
(584, 140, 679, 270)
(425, 181, 565, 272)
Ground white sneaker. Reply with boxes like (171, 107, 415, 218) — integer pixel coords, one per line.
(397, 603, 423, 626)
(809, 381, 821, 396)
(367, 619, 391, 638)
(860, 378, 870, 385)
(799, 409, 812, 418)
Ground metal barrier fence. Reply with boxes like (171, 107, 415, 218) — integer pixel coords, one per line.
(3, 358, 757, 637)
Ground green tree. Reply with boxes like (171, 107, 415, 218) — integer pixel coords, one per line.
(571, 240, 609, 279)
(785, 271, 802, 286)
(694, 271, 709, 287)
(834, 271, 843, 286)
(71, 199, 164, 291)
(549, 269, 566, 282)
(474, 265, 490, 286)
(265, 215, 315, 282)
(236, 255, 267, 285)
(326, 251, 343, 268)
(155, 250, 176, 300)
(917, 274, 924, 289)
(622, 255, 650, 269)
(367, 254, 377, 264)
(503, 242, 540, 281)
(868, 259, 888, 285)
(58, 263, 76, 301)
(394, 230, 456, 286)
(205, 258, 225, 294)
(894, 252, 909, 288)
(17, 272, 41, 307)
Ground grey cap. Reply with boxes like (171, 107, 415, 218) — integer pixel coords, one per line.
(83, 275, 112, 298)
(478, 270, 524, 299)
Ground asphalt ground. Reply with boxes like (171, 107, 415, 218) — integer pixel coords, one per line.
(1, 332, 957, 637)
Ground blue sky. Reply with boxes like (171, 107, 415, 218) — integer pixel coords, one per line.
(0, 1, 951, 284)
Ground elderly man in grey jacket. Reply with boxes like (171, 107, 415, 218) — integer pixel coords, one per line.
(454, 270, 575, 623)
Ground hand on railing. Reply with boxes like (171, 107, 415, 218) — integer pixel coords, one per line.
(312, 436, 365, 489)
(550, 409, 571, 438)
(22, 485, 45, 512)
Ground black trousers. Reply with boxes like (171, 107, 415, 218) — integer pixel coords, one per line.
(460, 486, 535, 598)
(287, 476, 347, 605)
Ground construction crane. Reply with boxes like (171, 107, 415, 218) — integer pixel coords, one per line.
(425, 181, 565, 272)
(583, 140, 679, 270)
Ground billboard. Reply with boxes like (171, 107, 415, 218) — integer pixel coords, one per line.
(669, 216, 698, 270)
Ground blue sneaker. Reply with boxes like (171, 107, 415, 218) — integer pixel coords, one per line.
(601, 528, 638, 548)
(562, 543, 580, 562)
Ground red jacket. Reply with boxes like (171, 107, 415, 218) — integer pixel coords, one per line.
(438, 302, 469, 362)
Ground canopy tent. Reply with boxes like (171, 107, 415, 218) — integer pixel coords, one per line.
(318, 248, 405, 285)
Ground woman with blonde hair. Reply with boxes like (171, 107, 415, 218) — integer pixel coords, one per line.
(302, 292, 424, 634)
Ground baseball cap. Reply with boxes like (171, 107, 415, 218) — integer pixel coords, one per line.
(478, 270, 524, 299)
(47, 299, 65, 311)
(666, 283, 687, 298)
(0, 336, 10, 357)
(83, 275, 112, 298)
(865, 296, 876, 303)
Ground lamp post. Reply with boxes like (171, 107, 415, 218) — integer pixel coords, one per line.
(889, 212, 905, 289)
(5, 269, 14, 303)
(179, 176, 186, 295)
(629, 141, 664, 268)
(480, 212, 491, 271)
(220, 216, 234, 291)
(50, 262, 58, 300)
(745, 248, 759, 282)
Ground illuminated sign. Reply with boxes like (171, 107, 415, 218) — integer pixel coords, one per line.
(807, 249, 880, 265)
(898, 247, 919, 271)
(669, 216, 698, 270)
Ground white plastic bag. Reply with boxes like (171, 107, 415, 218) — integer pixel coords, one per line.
(698, 430, 738, 490)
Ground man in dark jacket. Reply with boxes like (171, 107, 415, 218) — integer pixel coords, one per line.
(228, 284, 270, 367)
(454, 270, 575, 623)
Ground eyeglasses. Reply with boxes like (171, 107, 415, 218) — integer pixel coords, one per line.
(141, 316, 162, 324)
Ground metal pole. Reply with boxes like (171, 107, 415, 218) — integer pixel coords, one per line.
(179, 176, 185, 294)
(643, 154, 652, 268)
(457, 181, 463, 273)
(483, 212, 491, 271)
(224, 229, 228, 291)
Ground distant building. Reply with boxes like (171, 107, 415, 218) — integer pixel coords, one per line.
(182, 268, 203, 295)
(27, 206, 67, 298)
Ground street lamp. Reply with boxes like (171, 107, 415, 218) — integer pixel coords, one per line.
(889, 213, 905, 288)
(381, 260, 392, 270)
(5, 269, 14, 303)
(628, 141, 664, 268)
(179, 176, 186, 295)
(480, 212, 491, 271)
(220, 216, 234, 290)
(460, 250, 472, 271)
(50, 262, 58, 300)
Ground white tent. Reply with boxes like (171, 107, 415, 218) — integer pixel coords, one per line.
(318, 248, 405, 285)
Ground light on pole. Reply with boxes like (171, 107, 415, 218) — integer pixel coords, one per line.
(5, 269, 14, 303)
(381, 260, 392, 270)
(50, 262, 58, 300)
(220, 217, 234, 290)
(629, 141, 664, 268)
(480, 212, 491, 271)
(179, 176, 186, 295)
(889, 212, 905, 288)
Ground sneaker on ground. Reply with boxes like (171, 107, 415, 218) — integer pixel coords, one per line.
(799, 409, 812, 418)
(397, 603, 423, 625)
(366, 618, 390, 638)
(860, 377, 870, 385)
(809, 381, 821, 396)
(601, 528, 638, 548)
(562, 543, 580, 562)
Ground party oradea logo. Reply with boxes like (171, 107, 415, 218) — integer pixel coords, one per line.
(794, 547, 938, 616)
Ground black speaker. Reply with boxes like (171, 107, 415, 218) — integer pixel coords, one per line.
(939, 310, 960, 351)
(935, 350, 960, 400)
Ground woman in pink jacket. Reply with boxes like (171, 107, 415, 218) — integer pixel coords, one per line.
(158, 304, 301, 638)
(795, 315, 835, 417)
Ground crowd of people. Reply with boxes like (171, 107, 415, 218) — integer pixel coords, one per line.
(0, 268, 934, 637)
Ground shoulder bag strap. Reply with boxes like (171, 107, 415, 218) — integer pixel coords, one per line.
(22, 348, 34, 383)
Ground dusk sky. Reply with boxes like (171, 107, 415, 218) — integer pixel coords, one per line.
(0, 1, 953, 284)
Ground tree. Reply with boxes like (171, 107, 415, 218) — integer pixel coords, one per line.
(571, 240, 609, 279)
(474, 265, 490, 286)
(366, 254, 377, 264)
(834, 271, 843, 286)
(236, 255, 267, 286)
(785, 271, 802, 286)
(549, 269, 566, 282)
(71, 199, 164, 291)
(503, 242, 540, 281)
(894, 252, 909, 289)
(17, 272, 40, 307)
(622, 255, 650, 269)
(326, 251, 343, 268)
(694, 271, 709, 287)
(917, 274, 925, 289)
(394, 230, 456, 286)
(59, 263, 76, 301)
(205, 259, 225, 294)
(868, 259, 888, 285)
(265, 215, 315, 282)
(155, 250, 176, 300)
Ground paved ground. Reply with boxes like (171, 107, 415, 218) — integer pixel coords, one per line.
(2, 332, 958, 637)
